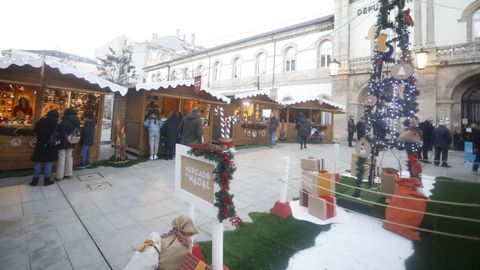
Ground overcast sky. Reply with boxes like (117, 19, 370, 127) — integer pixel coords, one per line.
(0, 0, 334, 59)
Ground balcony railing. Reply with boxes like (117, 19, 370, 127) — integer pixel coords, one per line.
(348, 56, 371, 70)
(436, 42, 480, 62)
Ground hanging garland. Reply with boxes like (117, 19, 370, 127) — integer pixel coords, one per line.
(188, 142, 243, 227)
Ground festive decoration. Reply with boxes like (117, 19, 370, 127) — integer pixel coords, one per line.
(10, 137, 22, 147)
(188, 142, 243, 227)
(355, 138, 372, 158)
(354, 0, 422, 196)
(215, 106, 238, 140)
(364, 95, 378, 106)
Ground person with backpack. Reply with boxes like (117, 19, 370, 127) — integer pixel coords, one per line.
(79, 111, 96, 168)
(56, 108, 80, 180)
(30, 110, 60, 186)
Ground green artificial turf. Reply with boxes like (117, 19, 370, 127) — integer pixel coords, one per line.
(197, 212, 330, 270)
(405, 177, 480, 270)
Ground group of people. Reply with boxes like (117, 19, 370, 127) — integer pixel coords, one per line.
(268, 112, 315, 150)
(30, 108, 96, 186)
(347, 116, 366, 147)
(144, 108, 203, 160)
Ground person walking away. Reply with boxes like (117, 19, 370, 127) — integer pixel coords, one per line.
(296, 112, 311, 150)
(432, 120, 453, 167)
(418, 118, 434, 163)
(356, 117, 366, 140)
(79, 112, 96, 168)
(471, 122, 480, 175)
(56, 108, 80, 180)
(269, 114, 280, 147)
(179, 108, 203, 145)
(162, 111, 181, 160)
(30, 110, 60, 186)
(144, 113, 163, 160)
(347, 116, 356, 147)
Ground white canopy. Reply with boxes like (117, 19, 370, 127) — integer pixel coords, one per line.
(282, 96, 346, 111)
(0, 57, 128, 95)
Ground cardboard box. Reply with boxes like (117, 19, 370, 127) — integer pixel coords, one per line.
(299, 189, 310, 207)
(307, 195, 336, 220)
(381, 172, 398, 197)
(301, 158, 320, 171)
(302, 171, 319, 196)
(302, 170, 335, 197)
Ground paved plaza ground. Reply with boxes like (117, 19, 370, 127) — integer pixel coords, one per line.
(0, 142, 477, 270)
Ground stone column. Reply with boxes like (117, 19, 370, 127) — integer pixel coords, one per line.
(426, 0, 435, 46)
(414, 0, 423, 47)
(332, 74, 349, 141)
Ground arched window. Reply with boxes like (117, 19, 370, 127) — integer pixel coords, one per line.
(213, 62, 221, 81)
(474, 9, 480, 39)
(170, 70, 177, 80)
(150, 73, 155, 82)
(284, 47, 296, 72)
(232, 57, 241, 79)
(319, 41, 332, 68)
(195, 64, 203, 76)
(156, 72, 162, 82)
(255, 52, 266, 76)
(182, 68, 190, 79)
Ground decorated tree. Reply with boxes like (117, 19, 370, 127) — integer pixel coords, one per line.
(97, 47, 136, 86)
(354, 0, 421, 197)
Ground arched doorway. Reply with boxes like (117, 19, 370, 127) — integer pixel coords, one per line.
(462, 86, 480, 127)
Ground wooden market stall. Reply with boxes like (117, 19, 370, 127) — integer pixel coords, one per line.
(120, 80, 230, 156)
(280, 97, 345, 143)
(0, 57, 127, 171)
(213, 90, 282, 146)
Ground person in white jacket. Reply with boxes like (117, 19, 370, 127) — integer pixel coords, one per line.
(144, 113, 163, 160)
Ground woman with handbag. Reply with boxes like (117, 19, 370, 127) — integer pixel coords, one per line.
(30, 110, 59, 186)
(56, 108, 80, 180)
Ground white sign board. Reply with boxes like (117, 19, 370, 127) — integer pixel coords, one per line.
(175, 144, 218, 218)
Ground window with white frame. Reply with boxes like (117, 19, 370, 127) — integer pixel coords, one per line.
(183, 68, 190, 79)
(170, 70, 177, 80)
(474, 9, 480, 39)
(284, 47, 296, 72)
(255, 52, 266, 76)
(232, 57, 241, 79)
(213, 62, 221, 81)
(195, 64, 203, 76)
(319, 41, 332, 68)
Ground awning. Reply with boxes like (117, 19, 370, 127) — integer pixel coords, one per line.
(282, 97, 345, 113)
(135, 79, 230, 104)
(0, 57, 127, 95)
(217, 89, 280, 106)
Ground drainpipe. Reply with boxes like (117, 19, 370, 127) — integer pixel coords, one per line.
(272, 37, 276, 88)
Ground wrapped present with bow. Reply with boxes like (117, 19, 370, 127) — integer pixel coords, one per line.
(307, 195, 336, 220)
(159, 215, 199, 270)
(301, 158, 335, 197)
(177, 253, 213, 270)
(124, 232, 161, 270)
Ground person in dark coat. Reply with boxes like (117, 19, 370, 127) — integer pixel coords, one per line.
(56, 108, 80, 180)
(296, 112, 311, 150)
(162, 111, 181, 159)
(269, 114, 280, 147)
(347, 116, 356, 147)
(418, 118, 434, 163)
(471, 122, 480, 174)
(356, 117, 366, 140)
(79, 111, 96, 167)
(179, 108, 203, 145)
(432, 120, 453, 167)
(30, 110, 59, 186)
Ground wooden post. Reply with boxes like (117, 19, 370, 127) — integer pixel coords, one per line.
(33, 54, 46, 123)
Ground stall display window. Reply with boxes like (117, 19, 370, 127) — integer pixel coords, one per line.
(235, 102, 272, 123)
(43, 89, 100, 122)
(0, 83, 36, 125)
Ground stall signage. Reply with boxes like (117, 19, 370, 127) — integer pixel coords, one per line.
(194, 76, 202, 95)
(356, 0, 412, 16)
(181, 155, 215, 204)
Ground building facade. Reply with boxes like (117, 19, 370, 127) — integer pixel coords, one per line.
(142, 0, 480, 140)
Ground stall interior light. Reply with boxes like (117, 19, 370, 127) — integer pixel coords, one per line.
(243, 101, 250, 106)
(415, 48, 428, 70)
(329, 59, 340, 76)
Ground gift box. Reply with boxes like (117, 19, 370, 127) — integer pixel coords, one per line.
(301, 158, 320, 171)
(351, 153, 370, 180)
(302, 170, 335, 197)
(307, 195, 336, 220)
(381, 169, 399, 198)
(177, 253, 212, 270)
(299, 189, 310, 207)
(301, 171, 319, 196)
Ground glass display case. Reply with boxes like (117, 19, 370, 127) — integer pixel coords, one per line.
(42, 89, 100, 122)
(0, 83, 36, 126)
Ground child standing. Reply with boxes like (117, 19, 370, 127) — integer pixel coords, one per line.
(80, 112, 96, 168)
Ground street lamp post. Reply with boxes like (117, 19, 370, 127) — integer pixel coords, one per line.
(330, 59, 340, 76)
(415, 48, 429, 70)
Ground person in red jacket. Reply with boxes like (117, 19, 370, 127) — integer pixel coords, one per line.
(12, 97, 33, 119)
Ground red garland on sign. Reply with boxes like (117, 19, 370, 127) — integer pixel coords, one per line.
(188, 142, 243, 227)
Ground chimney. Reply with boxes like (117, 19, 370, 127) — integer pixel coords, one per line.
(191, 34, 195, 46)
(183, 34, 186, 41)
(176, 29, 180, 38)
